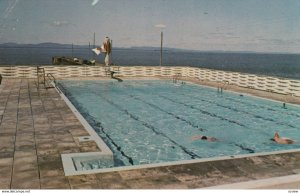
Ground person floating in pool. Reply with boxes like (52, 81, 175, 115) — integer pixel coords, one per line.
(191, 135, 218, 142)
(272, 132, 295, 144)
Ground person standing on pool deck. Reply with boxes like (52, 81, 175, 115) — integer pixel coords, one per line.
(102, 37, 112, 66)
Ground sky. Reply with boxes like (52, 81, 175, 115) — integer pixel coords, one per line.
(1, 0, 300, 53)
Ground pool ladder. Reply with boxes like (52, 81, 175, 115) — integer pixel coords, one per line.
(173, 73, 185, 84)
(217, 80, 229, 93)
(36, 66, 55, 89)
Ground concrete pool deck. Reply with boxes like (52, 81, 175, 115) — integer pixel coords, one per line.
(0, 78, 300, 189)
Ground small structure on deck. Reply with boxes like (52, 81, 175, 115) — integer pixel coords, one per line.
(52, 56, 96, 65)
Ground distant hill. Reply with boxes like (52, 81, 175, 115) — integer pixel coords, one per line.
(0, 42, 21, 47)
(36, 42, 70, 48)
(0, 42, 296, 55)
(0, 42, 73, 48)
(130, 46, 194, 52)
(0, 43, 188, 51)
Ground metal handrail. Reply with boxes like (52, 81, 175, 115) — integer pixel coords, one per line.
(46, 73, 61, 93)
(47, 73, 56, 84)
(217, 80, 229, 93)
(172, 73, 181, 83)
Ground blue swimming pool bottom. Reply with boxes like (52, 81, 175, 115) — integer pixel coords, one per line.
(58, 80, 300, 169)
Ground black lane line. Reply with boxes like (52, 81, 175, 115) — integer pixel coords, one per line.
(89, 119, 134, 165)
(127, 90, 255, 154)
(163, 87, 299, 131)
(129, 95, 207, 132)
(233, 144, 255, 153)
(131, 95, 256, 154)
(171, 85, 300, 119)
(184, 94, 298, 129)
(222, 94, 300, 119)
(157, 94, 255, 153)
(57, 83, 134, 165)
(159, 94, 248, 128)
(100, 94, 201, 159)
(124, 86, 256, 154)
(60, 82, 255, 155)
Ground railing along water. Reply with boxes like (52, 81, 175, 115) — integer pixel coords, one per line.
(0, 66, 299, 97)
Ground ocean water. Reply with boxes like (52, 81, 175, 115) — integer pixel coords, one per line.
(1, 46, 300, 80)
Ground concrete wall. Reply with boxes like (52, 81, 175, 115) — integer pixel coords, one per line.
(0, 65, 300, 96)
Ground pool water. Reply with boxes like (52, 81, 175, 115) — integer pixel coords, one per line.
(58, 80, 300, 168)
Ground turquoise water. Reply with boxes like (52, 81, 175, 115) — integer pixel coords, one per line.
(59, 80, 300, 168)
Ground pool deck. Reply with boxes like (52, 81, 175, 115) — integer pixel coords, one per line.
(0, 78, 300, 189)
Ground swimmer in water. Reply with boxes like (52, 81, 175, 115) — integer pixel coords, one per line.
(191, 135, 218, 142)
(272, 132, 295, 144)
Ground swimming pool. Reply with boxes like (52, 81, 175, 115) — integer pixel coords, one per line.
(58, 79, 300, 170)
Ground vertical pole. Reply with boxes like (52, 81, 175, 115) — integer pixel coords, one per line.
(93, 32, 96, 60)
(111, 39, 113, 65)
(160, 31, 163, 66)
(71, 43, 73, 58)
(88, 42, 90, 59)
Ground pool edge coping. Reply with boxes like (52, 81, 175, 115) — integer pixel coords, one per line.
(205, 173, 300, 189)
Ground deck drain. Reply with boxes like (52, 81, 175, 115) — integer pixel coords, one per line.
(78, 136, 93, 142)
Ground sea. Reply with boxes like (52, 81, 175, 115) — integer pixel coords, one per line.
(0, 46, 300, 80)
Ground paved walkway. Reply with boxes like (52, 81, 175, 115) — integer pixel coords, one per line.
(0, 79, 99, 189)
(0, 78, 300, 189)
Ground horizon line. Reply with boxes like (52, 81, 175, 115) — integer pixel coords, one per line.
(0, 42, 299, 55)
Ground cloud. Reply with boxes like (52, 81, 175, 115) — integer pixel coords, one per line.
(91, 0, 100, 6)
(155, 24, 166, 28)
(52, 20, 70, 27)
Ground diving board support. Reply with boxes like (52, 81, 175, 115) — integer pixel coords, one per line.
(105, 66, 122, 82)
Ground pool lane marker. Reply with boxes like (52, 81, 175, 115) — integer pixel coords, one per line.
(130, 94, 207, 132)
(225, 95, 300, 118)
(159, 94, 247, 128)
(58, 84, 134, 166)
(183, 93, 298, 130)
(100, 94, 201, 159)
(104, 83, 256, 154)
(130, 95, 256, 154)
(169, 86, 300, 131)
(55, 82, 115, 175)
(158, 94, 256, 153)
(90, 120, 134, 165)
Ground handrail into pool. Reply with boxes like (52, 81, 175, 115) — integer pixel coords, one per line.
(47, 73, 61, 92)
(217, 80, 229, 93)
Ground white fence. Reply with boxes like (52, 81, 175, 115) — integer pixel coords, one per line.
(0, 65, 300, 96)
